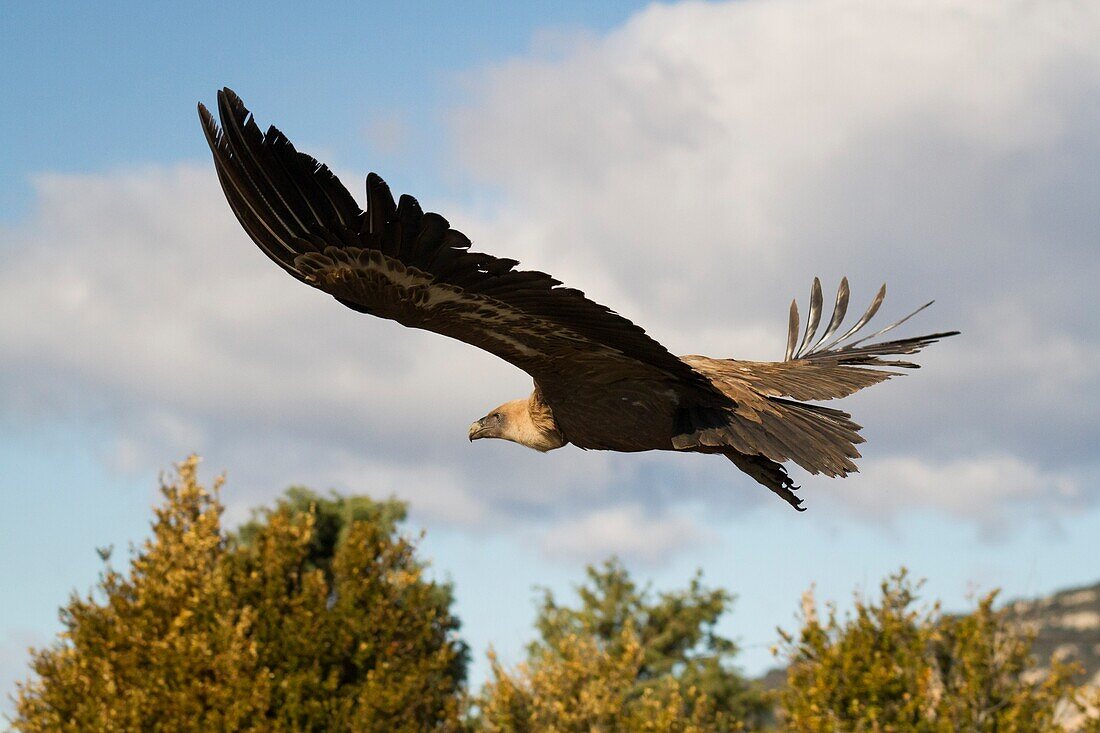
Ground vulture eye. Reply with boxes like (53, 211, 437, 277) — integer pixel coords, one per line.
(492, 412, 502, 421)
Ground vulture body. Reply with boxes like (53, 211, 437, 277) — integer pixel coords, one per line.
(199, 89, 958, 511)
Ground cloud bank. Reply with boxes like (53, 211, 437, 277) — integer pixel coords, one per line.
(3, 0, 1099, 560)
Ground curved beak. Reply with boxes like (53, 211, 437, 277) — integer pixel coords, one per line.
(468, 419, 489, 441)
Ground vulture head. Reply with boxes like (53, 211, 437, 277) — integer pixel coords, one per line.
(468, 391, 566, 453)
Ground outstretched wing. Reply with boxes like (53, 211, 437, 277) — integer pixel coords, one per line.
(199, 89, 713, 405)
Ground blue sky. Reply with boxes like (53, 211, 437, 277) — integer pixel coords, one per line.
(3, 0, 1100, 715)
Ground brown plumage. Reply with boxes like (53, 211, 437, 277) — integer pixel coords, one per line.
(199, 89, 959, 511)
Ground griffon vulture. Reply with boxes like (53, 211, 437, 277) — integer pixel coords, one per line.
(199, 89, 958, 511)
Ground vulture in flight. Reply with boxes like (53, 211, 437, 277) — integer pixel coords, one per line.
(199, 89, 958, 511)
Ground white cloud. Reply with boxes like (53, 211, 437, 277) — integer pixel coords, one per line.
(449, 0, 1100, 519)
(824, 453, 1086, 535)
(538, 503, 709, 565)
(3, 0, 1100, 559)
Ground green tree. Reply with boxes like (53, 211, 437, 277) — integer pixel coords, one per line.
(777, 569, 1086, 732)
(477, 558, 766, 731)
(13, 456, 466, 732)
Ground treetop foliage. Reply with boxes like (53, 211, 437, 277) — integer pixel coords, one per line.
(234, 486, 408, 582)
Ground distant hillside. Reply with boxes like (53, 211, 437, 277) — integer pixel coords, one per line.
(1005, 580, 1100, 686)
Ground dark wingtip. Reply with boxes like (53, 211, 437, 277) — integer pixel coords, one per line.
(197, 101, 221, 150)
(366, 172, 394, 203)
(215, 88, 254, 136)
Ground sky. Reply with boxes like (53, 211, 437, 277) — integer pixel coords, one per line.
(3, 0, 1100, 716)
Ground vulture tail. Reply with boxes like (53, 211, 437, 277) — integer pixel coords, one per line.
(676, 397, 863, 511)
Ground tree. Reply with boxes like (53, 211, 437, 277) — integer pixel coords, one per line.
(234, 485, 408, 581)
(777, 569, 1086, 732)
(477, 558, 766, 731)
(13, 456, 466, 732)
(479, 625, 728, 732)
